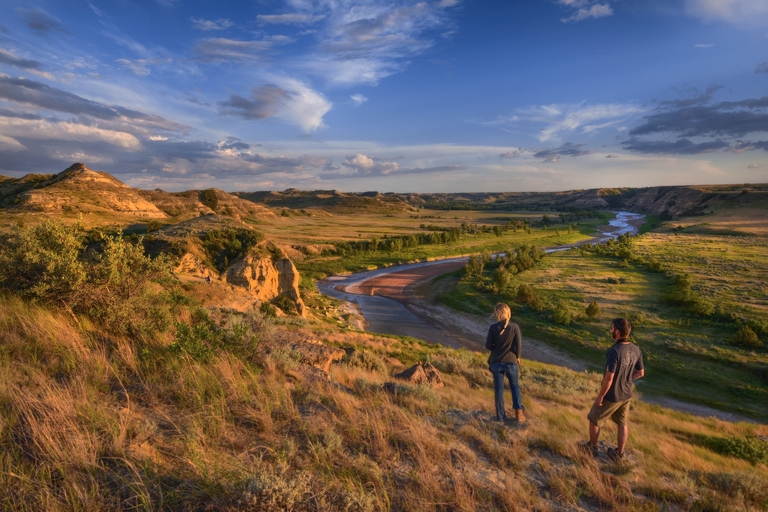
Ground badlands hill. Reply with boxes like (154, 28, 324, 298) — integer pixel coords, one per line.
(0, 163, 273, 221)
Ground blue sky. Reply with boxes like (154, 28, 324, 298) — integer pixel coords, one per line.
(0, 0, 766, 192)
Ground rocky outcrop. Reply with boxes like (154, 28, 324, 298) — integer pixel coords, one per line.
(175, 253, 217, 279)
(394, 362, 445, 389)
(224, 248, 306, 316)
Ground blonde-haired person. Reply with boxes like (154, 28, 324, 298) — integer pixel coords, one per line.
(485, 303, 526, 422)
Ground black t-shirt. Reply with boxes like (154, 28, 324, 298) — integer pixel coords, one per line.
(604, 340, 644, 403)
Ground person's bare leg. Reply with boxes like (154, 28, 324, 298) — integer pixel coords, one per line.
(589, 422, 600, 447)
(617, 425, 628, 453)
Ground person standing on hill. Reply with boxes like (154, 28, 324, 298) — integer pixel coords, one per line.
(486, 303, 526, 423)
(584, 317, 644, 459)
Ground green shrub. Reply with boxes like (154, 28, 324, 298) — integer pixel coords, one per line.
(629, 311, 649, 327)
(260, 301, 278, 318)
(552, 302, 572, 325)
(585, 300, 601, 319)
(0, 220, 87, 304)
(273, 295, 297, 315)
(732, 326, 764, 349)
(202, 227, 263, 271)
(146, 220, 163, 232)
(200, 189, 218, 211)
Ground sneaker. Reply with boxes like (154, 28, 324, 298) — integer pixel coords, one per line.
(607, 447, 625, 461)
(578, 441, 598, 458)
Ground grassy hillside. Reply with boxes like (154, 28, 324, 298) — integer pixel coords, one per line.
(1, 298, 767, 511)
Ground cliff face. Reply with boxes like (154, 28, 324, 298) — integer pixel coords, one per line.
(623, 187, 708, 218)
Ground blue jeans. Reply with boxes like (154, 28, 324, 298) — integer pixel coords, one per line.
(490, 361, 524, 420)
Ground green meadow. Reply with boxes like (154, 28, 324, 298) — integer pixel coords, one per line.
(437, 231, 768, 421)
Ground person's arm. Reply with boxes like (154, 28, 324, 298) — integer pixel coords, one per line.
(512, 325, 522, 364)
(632, 350, 645, 380)
(595, 371, 615, 406)
(631, 368, 645, 380)
(485, 325, 495, 351)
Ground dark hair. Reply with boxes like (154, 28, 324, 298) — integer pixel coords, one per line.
(611, 318, 631, 337)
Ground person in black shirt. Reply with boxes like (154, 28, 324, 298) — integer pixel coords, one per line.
(486, 303, 526, 422)
(584, 318, 644, 459)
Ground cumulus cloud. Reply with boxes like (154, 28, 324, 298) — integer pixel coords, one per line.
(190, 17, 234, 31)
(561, 3, 613, 23)
(350, 93, 368, 106)
(219, 79, 332, 132)
(606, 153, 619, 158)
(499, 150, 522, 158)
(17, 8, 69, 34)
(343, 153, 401, 175)
(193, 38, 276, 62)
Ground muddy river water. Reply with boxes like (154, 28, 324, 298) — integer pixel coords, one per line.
(318, 212, 644, 344)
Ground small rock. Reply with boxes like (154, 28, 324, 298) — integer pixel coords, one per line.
(394, 362, 444, 389)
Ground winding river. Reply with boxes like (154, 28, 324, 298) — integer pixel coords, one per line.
(318, 211, 645, 344)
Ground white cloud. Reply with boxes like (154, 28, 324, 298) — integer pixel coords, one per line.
(350, 93, 368, 106)
(500, 103, 645, 142)
(0, 134, 26, 151)
(748, 163, 760, 168)
(694, 43, 714, 47)
(273, 78, 332, 132)
(0, 117, 142, 149)
(685, 0, 768, 26)
(190, 17, 234, 31)
(561, 3, 613, 23)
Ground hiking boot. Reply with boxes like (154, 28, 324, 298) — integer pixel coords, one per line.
(579, 441, 599, 458)
(607, 447, 625, 461)
(515, 409, 527, 423)
(492, 415, 506, 422)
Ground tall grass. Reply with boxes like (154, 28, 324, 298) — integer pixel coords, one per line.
(1, 297, 767, 510)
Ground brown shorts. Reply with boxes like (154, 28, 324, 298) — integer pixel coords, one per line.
(587, 398, 632, 427)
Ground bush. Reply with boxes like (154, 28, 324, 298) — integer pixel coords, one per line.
(629, 311, 649, 326)
(202, 227, 263, 271)
(146, 220, 163, 232)
(200, 189, 218, 211)
(585, 300, 601, 319)
(732, 326, 763, 349)
(0, 220, 87, 304)
(516, 284, 536, 305)
(464, 254, 484, 278)
(552, 303, 572, 325)
(273, 295, 297, 315)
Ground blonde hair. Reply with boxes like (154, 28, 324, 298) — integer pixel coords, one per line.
(493, 303, 511, 331)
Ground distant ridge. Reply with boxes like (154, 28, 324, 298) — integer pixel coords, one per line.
(1, 163, 766, 220)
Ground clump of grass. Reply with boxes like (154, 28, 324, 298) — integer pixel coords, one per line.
(341, 350, 386, 374)
(700, 435, 768, 465)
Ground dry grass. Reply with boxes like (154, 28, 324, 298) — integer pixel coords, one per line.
(1, 298, 767, 511)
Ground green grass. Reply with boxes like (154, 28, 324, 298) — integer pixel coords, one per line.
(437, 232, 768, 420)
(296, 220, 603, 280)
